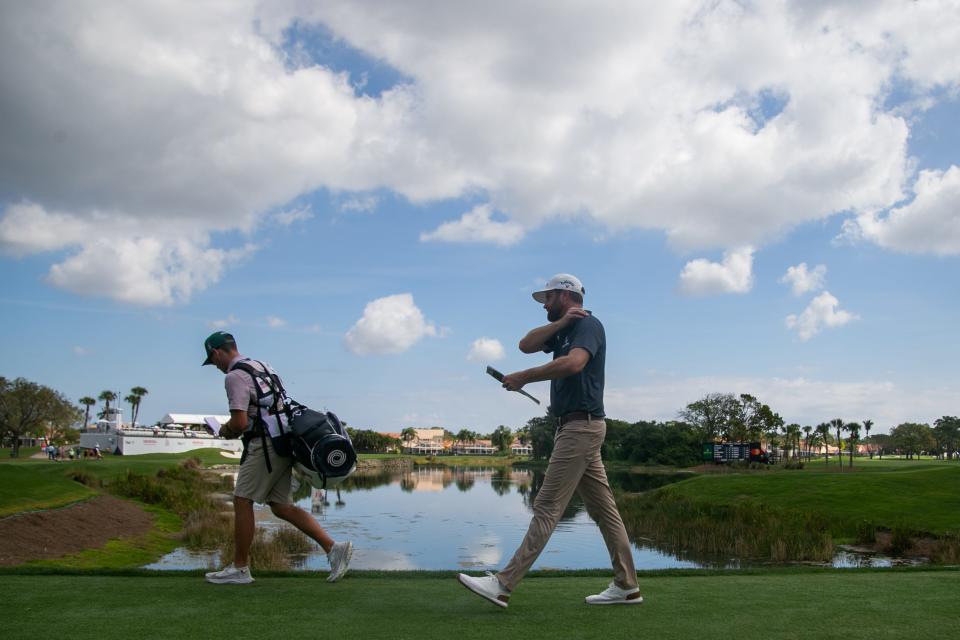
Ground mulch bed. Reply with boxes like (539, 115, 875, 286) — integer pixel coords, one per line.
(0, 495, 154, 566)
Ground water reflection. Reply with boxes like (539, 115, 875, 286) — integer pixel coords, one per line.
(146, 465, 915, 572)
(296, 465, 696, 572)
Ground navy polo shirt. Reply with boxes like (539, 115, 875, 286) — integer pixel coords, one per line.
(543, 312, 605, 418)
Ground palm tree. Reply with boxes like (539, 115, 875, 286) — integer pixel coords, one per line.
(846, 422, 861, 469)
(786, 424, 802, 460)
(130, 386, 148, 425)
(124, 394, 138, 427)
(401, 427, 416, 450)
(807, 430, 821, 461)
(830, 418, 845, 472)
(863, 419, 873, 459)
(79, 396, 96, 430)
(97, 390, 117, 418)
(802, 425, 813, 459)
(816, 422, 831, 466)
(456, 428, 472, 452)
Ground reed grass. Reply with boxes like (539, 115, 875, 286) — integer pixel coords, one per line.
(221, 529, 297, 571)
(272, 527, 314, 555)
(618, 490, 834, 563)
(180, 510, 233, 549)
(929, 534, 960, 564)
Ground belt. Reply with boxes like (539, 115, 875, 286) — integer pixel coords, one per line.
(558, 411, 594, 426)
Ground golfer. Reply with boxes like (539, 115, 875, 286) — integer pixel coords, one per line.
(458, 274, 642, 607)
(201, 331, 353, 584)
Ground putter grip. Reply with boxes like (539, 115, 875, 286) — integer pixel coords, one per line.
(486, 366, 504, 382)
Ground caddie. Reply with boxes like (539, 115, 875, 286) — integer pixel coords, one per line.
(201, 331, 353, 584)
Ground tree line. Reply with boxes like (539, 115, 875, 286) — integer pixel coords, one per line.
(3, 376, 958, 465)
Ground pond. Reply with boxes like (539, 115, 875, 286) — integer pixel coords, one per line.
(145, 465, 919, 571)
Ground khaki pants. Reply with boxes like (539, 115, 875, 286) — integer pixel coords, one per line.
(497, 418, 638, 590)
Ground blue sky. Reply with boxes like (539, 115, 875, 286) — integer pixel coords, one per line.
(1, 2, 958, 433)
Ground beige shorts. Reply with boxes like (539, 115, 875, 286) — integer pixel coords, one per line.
(234, 437, 294, 504)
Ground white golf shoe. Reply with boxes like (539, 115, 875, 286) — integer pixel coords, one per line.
(327, 541, 353, 582)
(457, 572, 511, 609)
(205, 565, 254, 585)
(585, 582, 643, 605)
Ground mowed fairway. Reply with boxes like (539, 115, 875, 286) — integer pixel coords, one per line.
(1, 570, 958, 640)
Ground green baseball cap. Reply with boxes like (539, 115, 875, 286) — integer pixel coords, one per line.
(202, 331, 235, 366)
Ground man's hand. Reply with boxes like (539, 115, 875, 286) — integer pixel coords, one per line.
(502, 370, 529, 391)
(218, 410, 248, 439)
(559, 307, 589, 325)
(518, 307, 589, 353)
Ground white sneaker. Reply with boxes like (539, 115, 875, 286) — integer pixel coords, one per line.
(205, 565, 254, 585)
(585, 582, 643, 605)
(327, 541, 353, 583)
(457, 572, 511, 609)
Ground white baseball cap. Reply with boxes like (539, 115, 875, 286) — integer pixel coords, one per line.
(532, 273, 585, 303)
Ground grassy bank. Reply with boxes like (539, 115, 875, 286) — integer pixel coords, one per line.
(0, 448, 238, 516)
(0, 450, 243, 569)
(1, 569, 958, 640)
(619, 458, 960, 563)
(663, 460, 960, 538)
(0, 463, 97, 517)
(27, 506, 183, 569)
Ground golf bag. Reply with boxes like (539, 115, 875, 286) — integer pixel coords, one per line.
(288, 406, 357, 489)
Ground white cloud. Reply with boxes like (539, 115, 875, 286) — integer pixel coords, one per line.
(339, 195, 379, 213)
(73, 346, 91, 356)
(420, 204, 525, 247)
(467, 337, 505, 362)
(266, 315, 287, 329)
(780, 262, 827, 296)
(678, 247, 754, 295)
(272, 205, 314, 226)
(47, 235, 250, 307)
(844, 166, 960, 255)
(345, 293, 438, 355)
(1, 2, 957, 303)
(606, 374, 956, 429)
(0, 202, 89, 255)
(785, 291, 858, 341)
(0, 201, 253, 306)
(208, 314, 238, 329)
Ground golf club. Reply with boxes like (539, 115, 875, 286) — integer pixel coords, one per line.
(486, 366, 540, 405)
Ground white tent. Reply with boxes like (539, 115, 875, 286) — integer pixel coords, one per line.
(160, 413, 229, 426)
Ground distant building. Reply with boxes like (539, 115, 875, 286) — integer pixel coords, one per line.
(453, 439, 497, 455)
(403, 427, 446, 454)
(511, 443, 532, 456)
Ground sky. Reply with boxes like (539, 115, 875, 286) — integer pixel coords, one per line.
(1, 1, 958, 435)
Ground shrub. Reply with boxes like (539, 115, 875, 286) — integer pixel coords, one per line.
(855, 520, 878, 545)
(67, 470, 102, 488)
(889, 526, 915, 555)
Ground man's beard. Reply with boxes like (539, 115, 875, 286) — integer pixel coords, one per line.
(547, 308, 562, 322)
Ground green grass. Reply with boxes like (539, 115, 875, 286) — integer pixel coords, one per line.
(0, 463, 97, 516)
(662, 460, 960, 538)
(0, 448, 238, 516)
(1, 570, 957, 640)
(1, 446, 41, 458)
